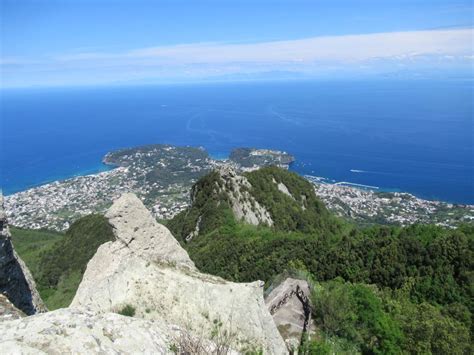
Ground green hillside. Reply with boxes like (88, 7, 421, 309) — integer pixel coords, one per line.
(10, 227, 64, 278)
(300, 276, 471, 354)
(169, 168, 473, 312)
(178, 214, 473, 353)
(245, 167, 341, 233)
(168, 166, 344, 241)
(167, 167, 473, 353)
(11, 215, 114, 310)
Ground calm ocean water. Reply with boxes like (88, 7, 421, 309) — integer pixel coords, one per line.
(1, 80, 473, 204)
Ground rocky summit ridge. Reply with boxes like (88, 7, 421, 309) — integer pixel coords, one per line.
(214, 166, 274, 227)
(1, 192, 287, 354)
(170, 166, 334, 243)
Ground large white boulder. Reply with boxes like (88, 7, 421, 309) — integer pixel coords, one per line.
(71, 193, 287, 354)
(0, 308, 173, 354)
(104, 193, 196, 269)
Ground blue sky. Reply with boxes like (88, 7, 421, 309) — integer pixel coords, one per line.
(1, 0, 473, 87)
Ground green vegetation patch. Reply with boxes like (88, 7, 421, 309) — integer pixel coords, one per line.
(168, 171, 236, 241)
(185, 222, 473, 309)
(10, 227, 64, 279)
(179, 217, 473, 350)
(303, 278, 471, 354)
(169, 167, 345, 241)
(245, 167, 343, 234)
(12, 215, 115, 310)
(117, 304, 136, 317)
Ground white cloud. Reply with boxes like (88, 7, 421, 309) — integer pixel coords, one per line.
(57, 28, 473, 65)
(2, 28, 473, 87)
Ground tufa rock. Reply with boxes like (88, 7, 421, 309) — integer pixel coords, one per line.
(265, 278, 313, 352)
(104, 193, 195, 269)
(216, 166, 273, 227)
(0, 308, 173, 354)
(71, 193, 287, 354)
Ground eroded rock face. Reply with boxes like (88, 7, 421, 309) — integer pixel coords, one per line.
(72, 193, 287, 354)
(104, 193, 196, 269)
(265, 278, 313, 352)
(0, 195, 46, 315)
(217, 166, 273, 227)
(0, 308, 173, 354)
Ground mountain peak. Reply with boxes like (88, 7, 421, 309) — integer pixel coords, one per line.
(105, 193, 195, 269)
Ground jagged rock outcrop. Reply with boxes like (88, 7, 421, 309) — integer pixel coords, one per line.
(265, 278, 313, 352)
(214, 166, 273, 226)
(71, 193, 287, 354)
(0, 194, 46, 315)
(104, 193, 195, 269)
(171, 166, 332, 243)
(0, 308, 173, 353)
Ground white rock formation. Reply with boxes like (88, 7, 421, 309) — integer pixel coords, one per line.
(71, 193, 287, 354)
(104, 193, 195, 269)
(0, 308, 173, 354)
(277, 182, 293, 199)
(265, 278, 313, 352)
(217, 166, 273, 227)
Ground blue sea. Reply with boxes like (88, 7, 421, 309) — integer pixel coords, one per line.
(1, 80, 473, 204)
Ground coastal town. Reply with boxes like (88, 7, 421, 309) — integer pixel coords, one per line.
(3, 144, 473, 231)
(306, 175, 474, 228)
(4, 145, 295, 231)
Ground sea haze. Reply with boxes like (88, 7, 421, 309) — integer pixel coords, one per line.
(1, 80, 473, 204)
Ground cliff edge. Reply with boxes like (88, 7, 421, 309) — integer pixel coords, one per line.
(0, 194, 46, 315)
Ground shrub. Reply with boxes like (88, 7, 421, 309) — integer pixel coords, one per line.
(311, 280, 403, 354)
(118, 304, 136, 317)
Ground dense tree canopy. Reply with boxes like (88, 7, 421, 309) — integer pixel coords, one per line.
(168, 168, 474, 353)
(12, 215, 114, 309)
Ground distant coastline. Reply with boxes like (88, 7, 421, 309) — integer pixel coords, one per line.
(4, 144, 473, 232)
(3, 145, 471, 208)
(2, 163, 114, 196)
(2, 81, 472, 204)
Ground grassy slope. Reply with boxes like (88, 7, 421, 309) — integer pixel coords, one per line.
(11, 215, 115, 310)
(10, 227, 63, 277)
(10, 227, 65, 309)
